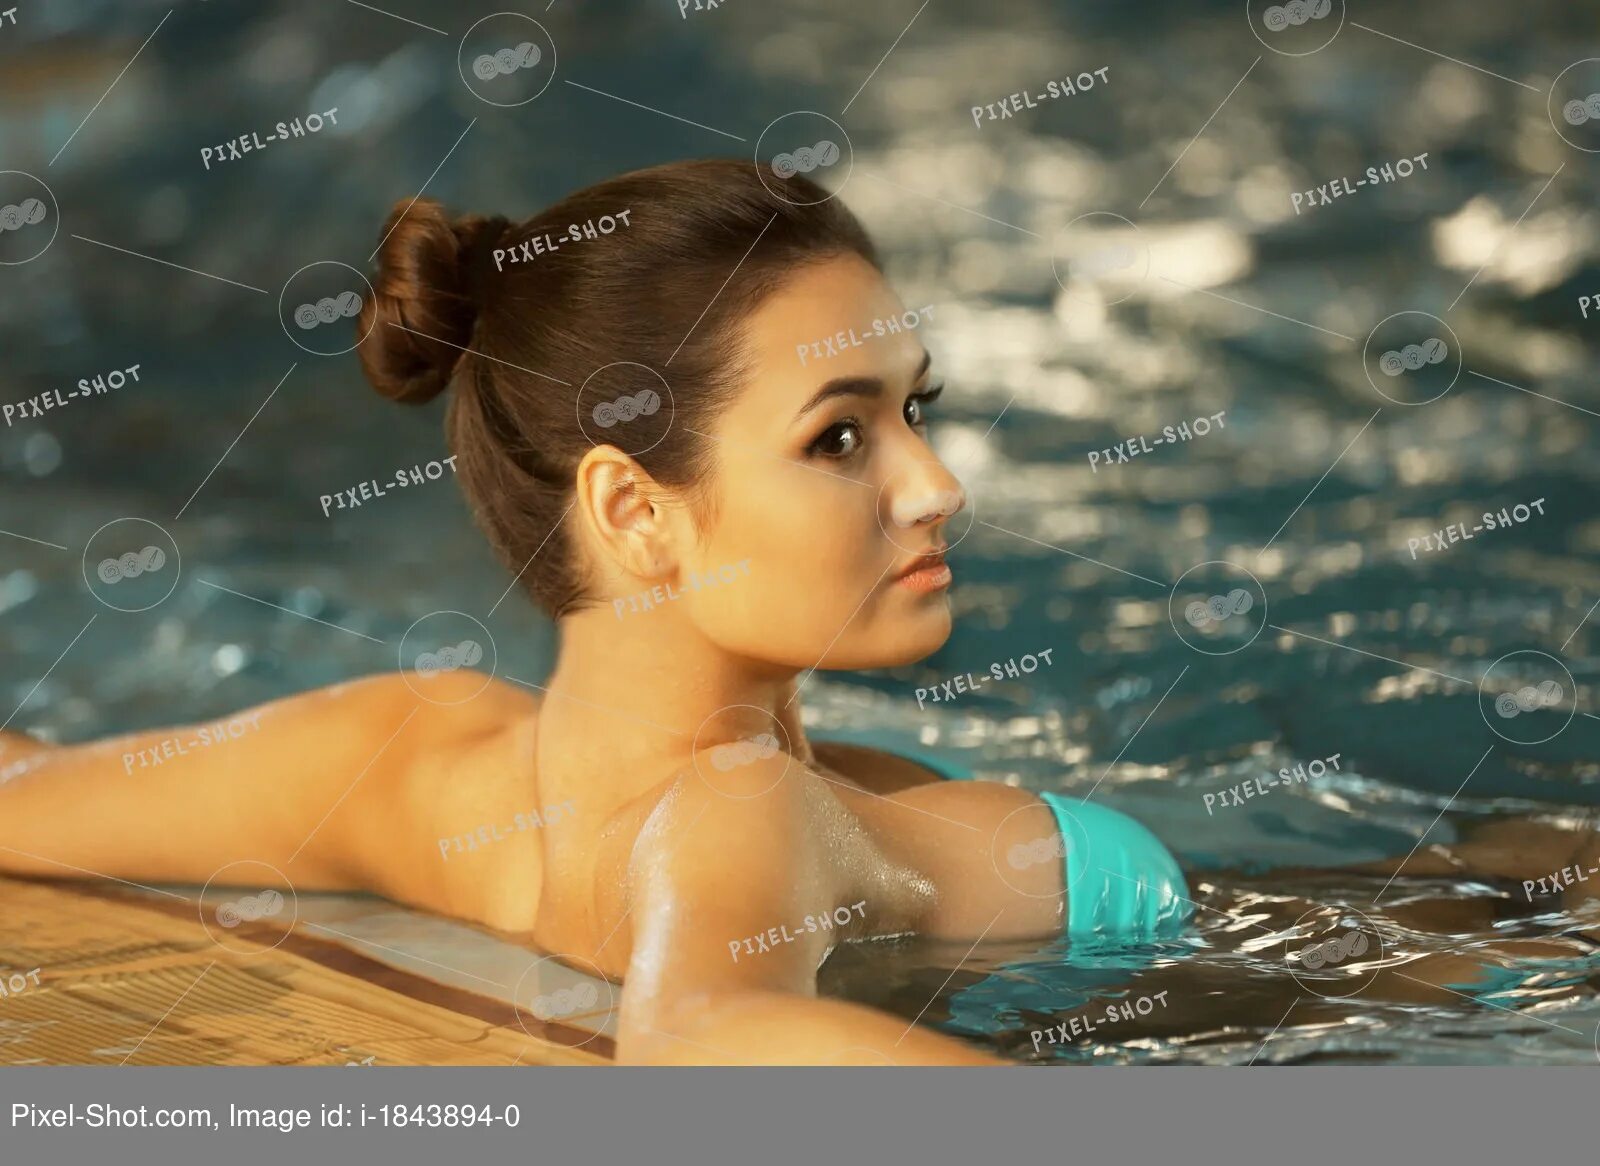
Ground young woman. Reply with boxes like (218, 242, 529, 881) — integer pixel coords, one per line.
(1, 160, 1591, 1064)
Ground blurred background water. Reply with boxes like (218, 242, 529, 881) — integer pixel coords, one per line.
(2, 0, 1599, 1063)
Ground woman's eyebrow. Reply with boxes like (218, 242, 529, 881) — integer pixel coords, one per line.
(792, 350, 932, 423)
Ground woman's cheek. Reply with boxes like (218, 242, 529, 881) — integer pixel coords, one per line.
(684, 472, 886, 656)
(689, 553, 850, 655)
(679, 551, 875, 665)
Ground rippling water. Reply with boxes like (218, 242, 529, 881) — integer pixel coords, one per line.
(3, 0, 1599, 1062)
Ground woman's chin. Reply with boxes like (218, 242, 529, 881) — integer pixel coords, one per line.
(853, 606, 954, 669)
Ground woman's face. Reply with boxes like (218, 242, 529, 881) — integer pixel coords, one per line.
(670, 253, 966, 671)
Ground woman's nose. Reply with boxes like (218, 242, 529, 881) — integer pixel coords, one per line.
(888, 463, 966, 530)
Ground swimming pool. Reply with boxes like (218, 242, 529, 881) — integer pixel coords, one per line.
(3, 0, 1599, 1064)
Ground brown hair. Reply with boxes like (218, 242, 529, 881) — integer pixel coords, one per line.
(357, 158, 879, 618)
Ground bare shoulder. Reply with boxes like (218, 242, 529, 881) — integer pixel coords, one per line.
(284, 672, 544, 924)
(280, 670, 538, 727)
(805, 744, 1047, 833)
(622, 745, 1056, 883)
(819, 769, 1067, 940)
(809, 740, 950, 794)
(608, 752, 871, 956)
(614, 751, 1065, 958)
(250, 670, 543, 773)
(232, 671, 545, 904)
(332, 670, 542, 821)
(613, 751, 876, 917)
(873, 775, 1050, 826)
(805, 741, 1048, 827)
(629, 750, 829, 871)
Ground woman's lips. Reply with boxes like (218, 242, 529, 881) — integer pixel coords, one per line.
(894, 550, 952, 593)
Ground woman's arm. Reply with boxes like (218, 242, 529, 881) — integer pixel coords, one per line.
(613, 758, 1006, 1065)
(622, 988, 1001, 1065)
(0, 674, 483, 896)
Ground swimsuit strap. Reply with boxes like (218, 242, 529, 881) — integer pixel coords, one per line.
(1039, 791, 1192, 939)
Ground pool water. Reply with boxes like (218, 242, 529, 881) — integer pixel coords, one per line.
(4, 0, 1600, 1063)
(808, 564, 1600, 1067)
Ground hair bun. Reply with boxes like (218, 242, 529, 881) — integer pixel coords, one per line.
(357, 199, 509, 405)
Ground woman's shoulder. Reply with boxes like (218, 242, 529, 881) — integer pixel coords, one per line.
(805, 741, 1048, 825)
(808, 740, 951, 794)
(276, 670, 544, 770)
(324, 672, 546, 928)
(299, 670, 540, 720)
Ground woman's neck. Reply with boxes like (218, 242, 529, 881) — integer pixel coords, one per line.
(536, 601, 815, 804)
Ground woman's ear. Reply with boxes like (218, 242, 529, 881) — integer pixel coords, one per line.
(574, 445, 679, 581)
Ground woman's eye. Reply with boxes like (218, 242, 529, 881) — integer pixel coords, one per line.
(808, 420, 864, 459)
(906, 383, 943, 429)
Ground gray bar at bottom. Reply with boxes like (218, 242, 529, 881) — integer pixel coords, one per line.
(1, 1066, 1595, 1166)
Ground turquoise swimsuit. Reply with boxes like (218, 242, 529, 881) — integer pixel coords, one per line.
(816, 742, 1193, 1043)
(856, 743, 1191, 938)
(1039, 790, 1191, 938)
